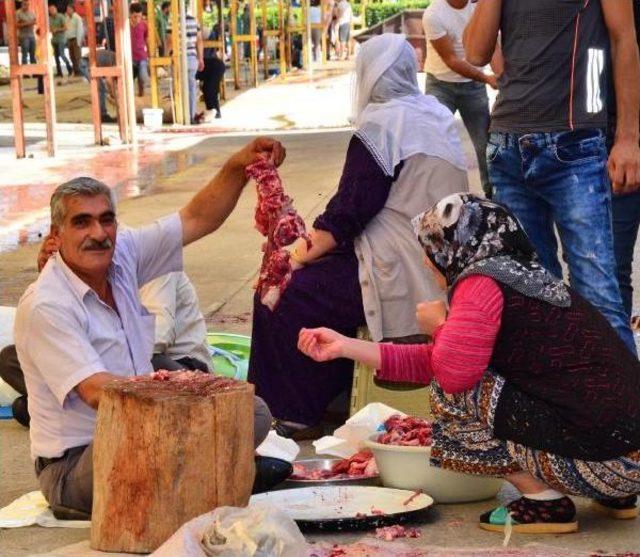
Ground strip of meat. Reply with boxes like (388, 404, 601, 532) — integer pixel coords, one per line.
(402, 491, 422, 506)
(247, 160, 311, 310)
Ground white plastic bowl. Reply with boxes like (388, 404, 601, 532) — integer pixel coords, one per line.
(364, 435, 503, 504)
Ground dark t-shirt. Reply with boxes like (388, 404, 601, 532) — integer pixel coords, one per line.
(491, 0, 610, 134)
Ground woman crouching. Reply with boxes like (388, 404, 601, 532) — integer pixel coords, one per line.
(298, 193, 640, 534)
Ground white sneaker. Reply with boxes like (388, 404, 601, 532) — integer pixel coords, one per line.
(203, 109, 217, 123)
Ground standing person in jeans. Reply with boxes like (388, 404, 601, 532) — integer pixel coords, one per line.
(334, 0, 352, 61)
(465, 0, 640, 355)
(423, 0, 501, 199)
(48, 2, 72, 78)
(65, 3, 84, 77)
(16, 0, 37, 66)
(610, 2, 640, 322)
(167, 5, 204, 124)
(129, 2, 149, 97)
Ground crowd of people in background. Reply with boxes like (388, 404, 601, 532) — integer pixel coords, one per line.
(10, 0, 360, 123)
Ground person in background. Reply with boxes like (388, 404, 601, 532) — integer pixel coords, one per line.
(48, 2, 72, 78)
(95, 47, 117, 123)
(309, 0, 322, 62)
(73, 0, 87, 25)
(196, 39, 226, 122)
(101, 2, 115, 52)
(166, 2, 204, 124)
(611, 2, 640, 323)
(324, 0, 336, 61)
(155, 0, 170, 56)
(65, 3, 84, 77)
(299, 193, 640, 533)
(16, 0, 37, 66)
(464, 0, 640, 355)
(129, 2, 149, 97)
(249, 34, 469, 439)
(139, 272, 212, 372)
(334, 0, 352, 61)
(423, 0, 501, 199)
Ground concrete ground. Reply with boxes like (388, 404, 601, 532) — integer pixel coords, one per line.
(1, 67, 640, 555)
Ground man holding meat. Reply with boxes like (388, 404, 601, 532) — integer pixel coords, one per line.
(13, 138, 287, 519)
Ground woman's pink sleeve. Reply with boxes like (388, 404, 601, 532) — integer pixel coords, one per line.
(375, 276, 504, 392)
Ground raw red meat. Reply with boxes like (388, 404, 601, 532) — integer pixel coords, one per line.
(247, 160, 310, 310)
(376, 415, 433, 447)
(128, 371, 242, 396)
(373, 525, 421, 541)
(290, 464, 334, 481)
(330, 450, 378, 477)
(291, 450, 378, 480)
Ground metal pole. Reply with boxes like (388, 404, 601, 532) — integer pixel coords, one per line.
(305, 0, 312, 76)
(180, 0, 190, 123)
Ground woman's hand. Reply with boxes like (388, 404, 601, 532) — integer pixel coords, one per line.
(416, 301, 447, 336)
(298, 327, 347, 362)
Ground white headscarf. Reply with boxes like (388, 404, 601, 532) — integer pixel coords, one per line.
(352, 34, 467, 177)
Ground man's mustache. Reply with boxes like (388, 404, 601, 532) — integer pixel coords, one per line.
(81, 238, 114, 251)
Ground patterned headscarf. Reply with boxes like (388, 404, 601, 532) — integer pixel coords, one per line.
(412, 193, 571, 307)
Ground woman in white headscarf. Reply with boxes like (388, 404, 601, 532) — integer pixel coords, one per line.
(248, 33, 469, 438)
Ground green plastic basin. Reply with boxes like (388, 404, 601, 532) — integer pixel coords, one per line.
(207, 332, 251, 381)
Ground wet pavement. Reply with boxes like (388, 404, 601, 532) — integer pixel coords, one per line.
(0, 137, 209, 253)
(0, 62, 356, 256)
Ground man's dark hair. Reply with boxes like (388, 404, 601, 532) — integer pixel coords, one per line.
(161, 1, 170, 10)
(130, 2, 143, 14)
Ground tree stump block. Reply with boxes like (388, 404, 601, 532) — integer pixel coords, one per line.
(90, 372, 255, 553)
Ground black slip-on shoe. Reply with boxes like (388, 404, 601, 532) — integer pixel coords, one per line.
(252, 456, 293, 494)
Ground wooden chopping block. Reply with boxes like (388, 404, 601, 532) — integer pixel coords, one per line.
(90, 372, 255, 553)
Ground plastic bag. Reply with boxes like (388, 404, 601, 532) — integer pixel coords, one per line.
(151, 504, 307, 557)
(313, 402, 404, 458)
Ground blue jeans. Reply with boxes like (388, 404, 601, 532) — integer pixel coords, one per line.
(425, 73, 492, 198)
(132, 59, 149, 93)
(487, 129, 636, 355)
(52, 41, 72, 77)
(612, 192, 640, 318)
(187, 56, 199, 124)
(20, 35, 36, 65)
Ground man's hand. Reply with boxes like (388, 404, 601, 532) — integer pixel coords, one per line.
(609, 139, 640, 194)
(229, 137, 286, 169)
(416, 301, 447, 336)
(298, 327, 347, 362)
(198, 58, 205, 72)
(37, 234, 60, 272)
(484, 73, 498, 90)
(75, 372, 121, 410)
(603, 0, 640, 193)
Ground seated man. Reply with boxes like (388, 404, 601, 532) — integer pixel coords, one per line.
(139, 271, 212, 373)
(1, 269, 211, 428)
(13, 138, 286, 517)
